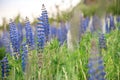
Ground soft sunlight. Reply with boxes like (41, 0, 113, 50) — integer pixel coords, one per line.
(0, 0, 80, 25)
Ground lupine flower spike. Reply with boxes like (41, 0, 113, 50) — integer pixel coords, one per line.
(105, 17, 109, 33)
(58, 22, 68, 45)
(9, 19, 20, 58)
(116, 16, 120, 22)
(50, 26, 57, 39)
(109, 15, 115, 31)
(116, 16, 120, 30)
(37, 16, 45, 68)
(1, 57, 10, 79)
(25, 17, 34, 50)
(88, 40, 106, 80)
(99, 34, 107, 50)
(41, 4, 49, 42)
(80, 17, 88, 34)
(18, 22, 23, 45)
(2, 31, 12, 54)
(21, 43, 28, 72)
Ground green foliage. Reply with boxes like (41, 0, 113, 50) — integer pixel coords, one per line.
(56, 11, 73, 22)
(0, 47, 6, 60)
(104, 30, 120, 80)
(14, 14, 21, 24)
(107, 0, 120, 15)
(80, 4, 98, 17)
(2, 28, 119, 80)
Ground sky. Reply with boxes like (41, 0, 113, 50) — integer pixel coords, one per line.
(0, 0, 80, 25)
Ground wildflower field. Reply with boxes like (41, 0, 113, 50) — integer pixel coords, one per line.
(0, 3, 120, 80)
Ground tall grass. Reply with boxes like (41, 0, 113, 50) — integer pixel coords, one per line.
(0, 29, 120, 80)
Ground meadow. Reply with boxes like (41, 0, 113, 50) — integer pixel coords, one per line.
(0, 3, 120, 80)
(0, 30, 120, 80)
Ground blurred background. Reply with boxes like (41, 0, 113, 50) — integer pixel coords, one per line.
(0, 0, 119, 25)
(0, 0, 119, 47)
(0, 0, 80, 25)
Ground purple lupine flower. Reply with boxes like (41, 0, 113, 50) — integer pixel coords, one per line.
(21, 43, 28, 72)
(83, 17, 90, 32)
(116, 16, 120, 22)
(49, 26, 57, 40)
(80, 18, 85, 34)
(79, 15, 85, 34)
(1, 57, 10, 79)
(9, 19, 20, 56)
(36, 16, 45, 68)
(116, 16, 120, 30)
(80, 17, 90, 34)
(17, 22, 23, 45)
(109, 15, 115, 31)
(88, 40, 106, 80)
(41, 4, 50, 42)
(99, 33, 107, 49)
(1, 31, 12, 53)
(25, 17, 35, 50)
(57, 27, 62, 45)
(85, 17, 90, 28)
(36, 16, 45, 53)
(105, 17, 109, 33)
(57, 22, 68, 45)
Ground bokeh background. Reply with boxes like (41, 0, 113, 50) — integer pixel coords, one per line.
(0, 0, 120, 80)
